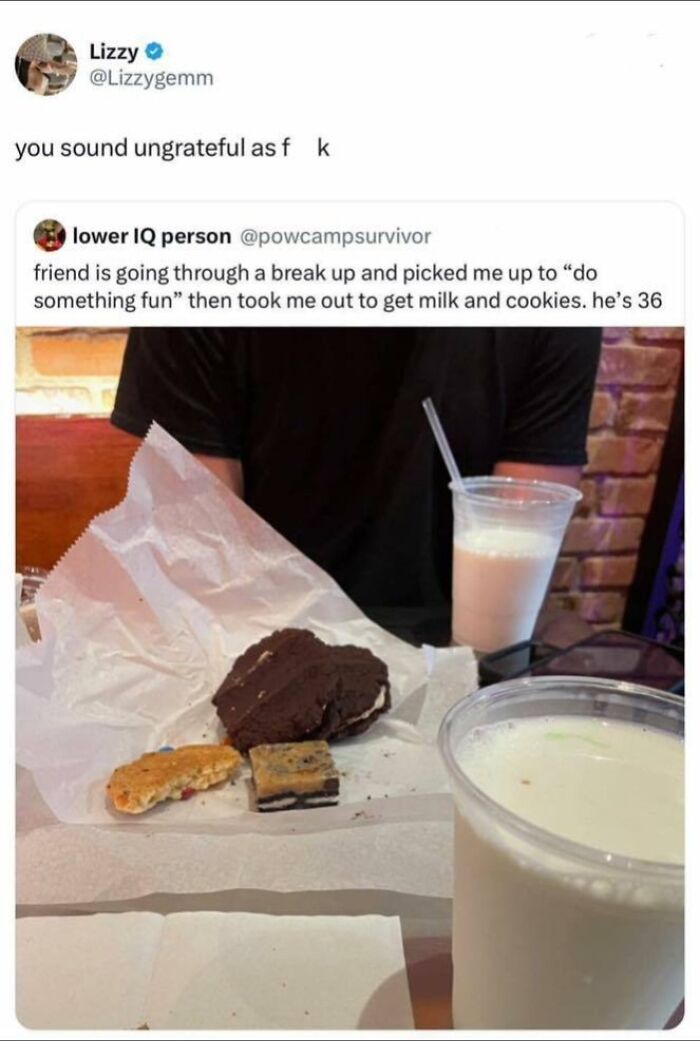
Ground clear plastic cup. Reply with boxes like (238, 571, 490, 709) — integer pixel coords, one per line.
(450, 476, 581, 651)
(439, 676, 684, 1029)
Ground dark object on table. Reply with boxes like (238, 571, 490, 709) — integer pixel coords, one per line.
(212, 628, 390, 752)
(478, 629, 684, 694)
(249, 740, 340, 812)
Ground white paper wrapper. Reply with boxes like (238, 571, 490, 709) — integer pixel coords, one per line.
(16, 423, 476, 899)
(17, 912, 414, 1029)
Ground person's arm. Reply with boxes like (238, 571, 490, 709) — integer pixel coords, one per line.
(117, 427, 245, 496)
(111, 327, 247, 494)
(494, 459, 581, 489)
(497, 328, 601, 481)
(194, 454, 244, 496)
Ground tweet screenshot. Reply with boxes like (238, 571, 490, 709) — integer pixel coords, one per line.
(6, 4, 694, 1037)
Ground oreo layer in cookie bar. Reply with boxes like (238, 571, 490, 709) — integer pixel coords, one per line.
(249, 741, 340, 813)
(212, 628, 390, 752)
(256, 789, 339, 812)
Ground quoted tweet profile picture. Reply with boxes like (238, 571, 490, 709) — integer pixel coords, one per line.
(33, 219, 66, 253)
(15, 34, 77, 95)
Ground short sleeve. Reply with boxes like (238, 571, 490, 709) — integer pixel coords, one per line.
(499, 328, 602, 466)
(111, 327, 245, 458)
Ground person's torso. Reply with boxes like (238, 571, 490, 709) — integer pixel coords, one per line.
(234, 329, 534, 621)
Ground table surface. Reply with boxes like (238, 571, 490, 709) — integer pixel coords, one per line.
(404, 943, 684, 1031)
(405, 940, 452, 1029)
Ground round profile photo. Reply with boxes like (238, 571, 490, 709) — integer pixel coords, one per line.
(15, 34, 77, 95)
(34, 219, 66, 253)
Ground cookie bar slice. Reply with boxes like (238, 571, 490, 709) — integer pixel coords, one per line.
(249, 741, 340, 812)
(107, 744, 243, 814)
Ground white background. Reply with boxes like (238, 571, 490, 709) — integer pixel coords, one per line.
(4, 2, 698, 1038)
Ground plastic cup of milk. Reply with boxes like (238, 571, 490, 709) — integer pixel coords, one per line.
(450, 476, 581, 651)
(439, 676, 684, 1029)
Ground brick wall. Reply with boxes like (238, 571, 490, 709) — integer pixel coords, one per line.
(550, 327, 683, 627)
(16, 326, 684, 627)
(16, 327, 126, 414)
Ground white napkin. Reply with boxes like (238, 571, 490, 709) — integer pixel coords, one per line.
(16, 912, 414, 1029)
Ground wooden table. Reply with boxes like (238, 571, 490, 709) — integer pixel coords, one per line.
(404, 940, 684, 1030)
(405, 940, 452, 1029)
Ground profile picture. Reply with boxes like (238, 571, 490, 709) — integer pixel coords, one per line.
(15, 34, 77, 95)
(33, 219, 66, 253)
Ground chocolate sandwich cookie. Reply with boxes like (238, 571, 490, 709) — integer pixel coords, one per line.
(212, 628, 390, 752)
(249, 741, 340, 812)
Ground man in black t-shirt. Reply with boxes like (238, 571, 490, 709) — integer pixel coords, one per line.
(111, 327, 601, 640)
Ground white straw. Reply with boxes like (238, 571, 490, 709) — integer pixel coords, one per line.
(422, 397, 462, 486)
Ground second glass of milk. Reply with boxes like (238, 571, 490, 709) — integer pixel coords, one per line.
(439, 676, 684, 1029)
(450, 476, 581, 651)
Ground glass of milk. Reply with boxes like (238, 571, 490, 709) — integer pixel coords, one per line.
(439, 676, 684, 1029)
(450, 476, 581, 651)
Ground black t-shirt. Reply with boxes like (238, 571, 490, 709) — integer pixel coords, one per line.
(112, 327, 600, 635)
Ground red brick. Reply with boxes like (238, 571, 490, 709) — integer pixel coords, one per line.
(585, 435, 661, 475)
(599, 477, 656, 516)
(618, 391, 675, 432)
(577, 592, 626, 624)
(546, 593, 577, 614)
(631, 327, 685, 343)
(589, 391, 616, 429)
(563, 517, 644, 553)
(30, 333, 128, 377)
(564, 518, 607, 552)
(602, 328, 628, 344)
(547, 592, 626, 625)
(605, 518, 645, 551)
(597, 344, 681, 388)
(574, 478, 597, 517)
(580, 556, 638, 588)
(552, 556, 577, 590)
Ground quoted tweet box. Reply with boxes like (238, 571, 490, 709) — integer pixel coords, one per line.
(16, 202, 683, 326)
